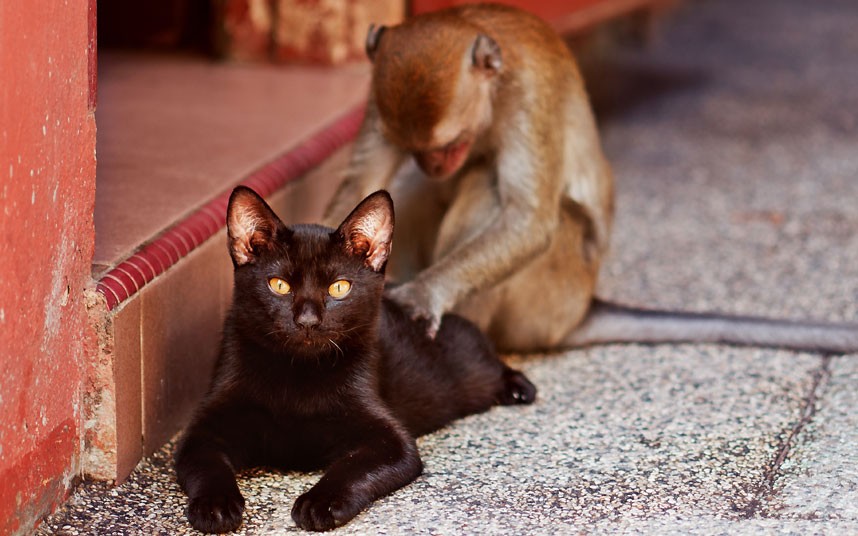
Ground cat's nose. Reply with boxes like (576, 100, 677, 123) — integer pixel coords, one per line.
(295, 302, 322, 329)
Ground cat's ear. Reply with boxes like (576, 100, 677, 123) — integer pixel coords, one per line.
(337, 190, 394, 272)
(227, 186, 286, 266)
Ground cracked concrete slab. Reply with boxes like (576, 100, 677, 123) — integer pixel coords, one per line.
(775, 356, 858, 522)
(38, 0, 858, 533)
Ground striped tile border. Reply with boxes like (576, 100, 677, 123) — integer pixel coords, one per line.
(96, 105, 365, 311)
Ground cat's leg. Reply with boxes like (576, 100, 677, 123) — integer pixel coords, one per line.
(175, 403, 271, 533)
(433, 314, 537, 411)
(497, 367, 537, 406)
(291, 416, 422, 531)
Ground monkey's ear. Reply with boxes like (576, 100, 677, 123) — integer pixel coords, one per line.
(365, 24, 387, 62)
(227, 186, 287, 266)
(337, 190, 394, 272)
(472, 34, 502, 72)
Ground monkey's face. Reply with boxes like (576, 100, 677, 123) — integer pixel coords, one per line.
(409, 76, 491, 179)
(367, 15, 502, 180)
(384, 93, 485, 179)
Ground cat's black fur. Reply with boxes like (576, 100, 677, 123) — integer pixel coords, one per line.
(174, 186, 536, 533)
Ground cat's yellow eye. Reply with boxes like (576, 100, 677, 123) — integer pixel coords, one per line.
(268, 277, 291, 295)
(328, 280, 352, 299)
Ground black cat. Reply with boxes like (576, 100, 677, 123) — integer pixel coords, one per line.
(174, 186, 536, 532)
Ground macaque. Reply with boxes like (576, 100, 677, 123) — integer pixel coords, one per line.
(325, 4, 858, 354)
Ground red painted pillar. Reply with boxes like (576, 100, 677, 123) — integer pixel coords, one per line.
(0, 0, 97, 532)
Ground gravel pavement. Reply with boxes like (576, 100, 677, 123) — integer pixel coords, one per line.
(39, 0, 858, 533)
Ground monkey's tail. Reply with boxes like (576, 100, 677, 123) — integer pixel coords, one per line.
(564, 299, 858, 354)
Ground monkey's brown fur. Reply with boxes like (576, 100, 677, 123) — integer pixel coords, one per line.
(326, 4, 612, 353)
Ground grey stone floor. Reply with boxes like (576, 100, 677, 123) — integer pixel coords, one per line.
(39, 0, 858, 533)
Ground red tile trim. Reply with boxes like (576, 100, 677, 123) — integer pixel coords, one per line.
(126, 255, 156, 282)
(146, 242, 174, 273)
(104, 271, 135, 296)
(96, 104, 365, 311)
(114, 265, 145, 293)
(164, 228, 193, 257)
(160, 232, 188, 262)
(98, 277, 124, 311)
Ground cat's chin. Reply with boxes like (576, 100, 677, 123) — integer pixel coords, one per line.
(283, 332, 340, 354)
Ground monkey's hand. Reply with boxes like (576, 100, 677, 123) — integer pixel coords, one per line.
(386, 282, 445, 338)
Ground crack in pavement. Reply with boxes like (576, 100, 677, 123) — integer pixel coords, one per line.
(737, 354, 833, 518)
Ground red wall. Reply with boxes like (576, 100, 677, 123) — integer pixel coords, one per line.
(0, 0, 97, 533)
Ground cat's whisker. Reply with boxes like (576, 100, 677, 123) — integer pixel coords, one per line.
(331, 322, 374, 337)
(265, 327, 294, 339)
(328, 338, 344, 360)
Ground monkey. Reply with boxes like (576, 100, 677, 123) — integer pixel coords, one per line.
(324, 3, 610, 351)
(324, 3, 858, 355)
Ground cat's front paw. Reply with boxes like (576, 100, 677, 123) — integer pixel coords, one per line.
(499, 369, 537, 405)
(291, 485, 363, 532)
(187, 489, 245, 534)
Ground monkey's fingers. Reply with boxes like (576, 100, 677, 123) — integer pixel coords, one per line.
(424, 315, 441, 339)
(386, 284, 442, 339)
(405, 305, 441, 339)
(407, 303, 442, 339)
(410, 312, 441, 339)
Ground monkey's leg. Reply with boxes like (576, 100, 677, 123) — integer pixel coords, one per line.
(436, 169, 598, 353)
(478, 211, 597, 353)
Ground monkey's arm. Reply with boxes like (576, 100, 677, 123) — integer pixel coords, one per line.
(323, 106, 405, 227)
(389, 128, 564, 334)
